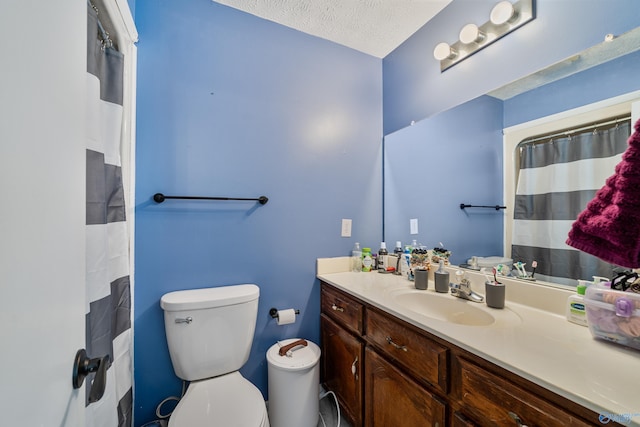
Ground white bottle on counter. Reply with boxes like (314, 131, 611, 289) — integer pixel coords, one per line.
(401, 246, 411, 278)
(566, 282, 588, 326)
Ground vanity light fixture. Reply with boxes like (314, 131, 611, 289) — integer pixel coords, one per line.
(434, 0, 535, 71)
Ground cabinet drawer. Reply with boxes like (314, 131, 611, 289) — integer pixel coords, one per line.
(365, 308, 448, 393)
(458, 358, 593, 427)
(321, 283, 364, 334)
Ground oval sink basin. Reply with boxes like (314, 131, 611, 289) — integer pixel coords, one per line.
(389, 289, 519, 327)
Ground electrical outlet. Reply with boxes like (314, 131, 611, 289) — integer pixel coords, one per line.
(410, 218, 418, 235)
(341, 219, 352, 237)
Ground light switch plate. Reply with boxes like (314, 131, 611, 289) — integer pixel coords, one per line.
(410, 218, 418, 235)
(341, 219, 352, 237)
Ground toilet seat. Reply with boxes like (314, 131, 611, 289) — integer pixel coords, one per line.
(168, 371, 269, 427)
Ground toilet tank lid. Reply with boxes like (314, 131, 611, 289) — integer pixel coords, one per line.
(161, 284, 259, 312)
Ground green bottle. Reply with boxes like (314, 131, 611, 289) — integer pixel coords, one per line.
(362, 248, 373, 272)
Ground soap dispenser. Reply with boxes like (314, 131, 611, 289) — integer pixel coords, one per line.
(434, 260, 449, 293)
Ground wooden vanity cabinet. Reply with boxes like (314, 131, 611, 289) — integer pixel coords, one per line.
(320, 282, 606, 427)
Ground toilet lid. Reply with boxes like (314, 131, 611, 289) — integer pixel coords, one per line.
(169, 371, 269, 427)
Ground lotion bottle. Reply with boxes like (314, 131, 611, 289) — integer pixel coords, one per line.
(566, 282, 588, 326)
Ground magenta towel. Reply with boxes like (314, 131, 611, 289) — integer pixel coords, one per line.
(566, 117, 640, 268)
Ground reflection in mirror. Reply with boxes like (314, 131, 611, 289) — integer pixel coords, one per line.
(384, 31, 640, 289)
(510, 116, 631, 286)
(503, 91, 640, 288)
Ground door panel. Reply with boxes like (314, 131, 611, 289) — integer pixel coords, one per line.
(0, 2, 86, 425)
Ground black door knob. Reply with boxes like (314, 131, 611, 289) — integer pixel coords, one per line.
(72, 349, 110, 403)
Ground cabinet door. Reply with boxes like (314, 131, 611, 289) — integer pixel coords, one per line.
(364, 348, 446, 427)
(321, 314, 364, 426)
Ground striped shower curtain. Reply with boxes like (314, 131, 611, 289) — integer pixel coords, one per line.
(86, 4, 132, 426)
(512, 119, 631, 285)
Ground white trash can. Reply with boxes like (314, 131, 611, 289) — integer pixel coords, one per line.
(267, 338, 321, 427)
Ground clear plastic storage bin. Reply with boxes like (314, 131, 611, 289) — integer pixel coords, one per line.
(584, 284, 640, 351)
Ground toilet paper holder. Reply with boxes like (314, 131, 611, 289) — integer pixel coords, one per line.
(269, 307, 300, 319)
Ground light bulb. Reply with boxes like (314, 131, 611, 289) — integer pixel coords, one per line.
(490, 1, 516, 25)
(433, 42, 456, 61)
(459, 23, 485, 44)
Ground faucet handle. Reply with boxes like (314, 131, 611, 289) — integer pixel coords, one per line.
(449, 282, 462, 296)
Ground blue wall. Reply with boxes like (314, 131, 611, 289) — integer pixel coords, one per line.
(383, 0, 640, 135)
(134, 0, 382, 424)
(384, 96, 504, 264)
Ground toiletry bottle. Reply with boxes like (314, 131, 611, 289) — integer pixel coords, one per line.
(434, 260, 450, 293)
(352, 242, 362, 273)
(362, 248, 373, 272)
(378, 242, 388, 271)
(566, 282, 588, 326)
(394, 241, 403, 256)
(393, 241, 403, 274)
(402, 246, 411, 278)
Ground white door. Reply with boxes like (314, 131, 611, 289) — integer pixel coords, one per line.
(0, 2, 87, 425)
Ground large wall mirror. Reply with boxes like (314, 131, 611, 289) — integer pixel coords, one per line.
(384, 28, 640, 289)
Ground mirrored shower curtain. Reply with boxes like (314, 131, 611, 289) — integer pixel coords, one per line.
(511, 118, 631, 285)
(86, 4, 132, 426)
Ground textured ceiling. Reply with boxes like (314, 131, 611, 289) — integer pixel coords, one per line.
(212, 0, 453, 58)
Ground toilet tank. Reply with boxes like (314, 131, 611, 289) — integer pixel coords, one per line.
(161, 284, 260, 381)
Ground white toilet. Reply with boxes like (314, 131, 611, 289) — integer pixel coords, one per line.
(160, 284, 270, 427)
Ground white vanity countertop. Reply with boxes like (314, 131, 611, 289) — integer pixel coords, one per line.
(317, 258, 640, 426)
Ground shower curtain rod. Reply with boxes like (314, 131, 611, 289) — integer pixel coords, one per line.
(521, 114, 630, 145)
(153, 193, 269, 205)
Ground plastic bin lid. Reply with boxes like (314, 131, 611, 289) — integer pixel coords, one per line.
(267, 338, 320, 371)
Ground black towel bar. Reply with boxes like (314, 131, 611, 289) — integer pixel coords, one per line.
(153, 193, 268, 205)
(460, 203, 506, 211)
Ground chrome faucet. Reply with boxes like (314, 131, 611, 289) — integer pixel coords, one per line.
(450, 271, 484, 303)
